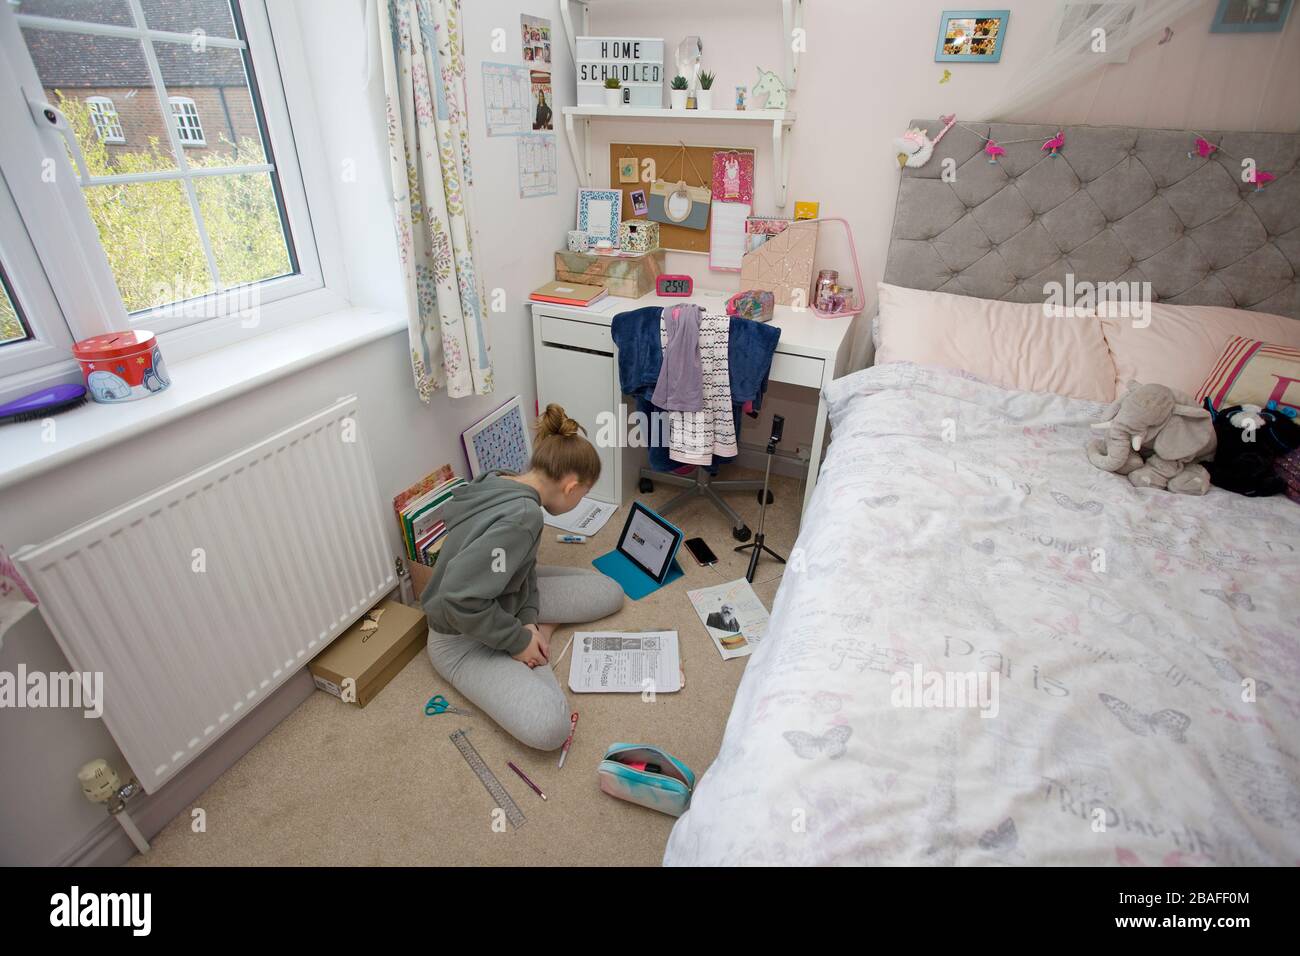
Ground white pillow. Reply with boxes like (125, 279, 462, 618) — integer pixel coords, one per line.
(1101, 303, 1300, 398)
(874, 283, 1117, 402)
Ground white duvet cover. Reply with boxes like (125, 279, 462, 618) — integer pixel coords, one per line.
(664, 364, 1300, 866)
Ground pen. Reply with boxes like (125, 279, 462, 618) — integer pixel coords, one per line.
(557, 711, 579, 769)
(507, 761, 546, 800)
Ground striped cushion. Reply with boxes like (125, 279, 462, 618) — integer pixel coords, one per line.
(1196, 337, 1300, 414)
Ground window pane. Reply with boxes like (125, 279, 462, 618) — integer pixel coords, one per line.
(195, 173, 294, 288)
(20, 28, 178, 172)
(13, 0, 134, 28)
(153, 39, 269, 165)
(85, 181, 212, 312)
(0, 268, 32, 348)
(141, 0, 238, 40)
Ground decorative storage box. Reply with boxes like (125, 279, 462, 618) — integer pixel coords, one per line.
(554, 248, 665, 299)
(618, 219, 659, 254)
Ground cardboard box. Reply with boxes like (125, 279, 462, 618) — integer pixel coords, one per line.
(554, 248, 665, 298)
(406, 558, 434, 607)
(309, 600, 427, 707)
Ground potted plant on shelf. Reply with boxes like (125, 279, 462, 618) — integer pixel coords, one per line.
(696, 71, 716, 111)
(603, 77, 622, 108)
(670, 75, 688, 110)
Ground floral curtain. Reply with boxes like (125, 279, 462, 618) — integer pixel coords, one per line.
(377, 0, 493, 401)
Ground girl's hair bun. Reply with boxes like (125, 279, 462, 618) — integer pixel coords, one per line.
(531, 403, 600, 484)
(536, 403, 583, 440)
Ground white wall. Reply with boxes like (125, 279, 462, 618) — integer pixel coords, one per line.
(582, 0, 1300, 452)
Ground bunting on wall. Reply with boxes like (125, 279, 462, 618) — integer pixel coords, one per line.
(889, 120, 1278, 192)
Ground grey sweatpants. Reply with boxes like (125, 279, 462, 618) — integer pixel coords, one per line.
(426, 565, 624, 750)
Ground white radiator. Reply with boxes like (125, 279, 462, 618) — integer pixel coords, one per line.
(15, 395, 394, 792)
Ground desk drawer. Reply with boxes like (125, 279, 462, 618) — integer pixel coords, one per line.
(539, 315, 613, 355)
(770, 351, 824, 390)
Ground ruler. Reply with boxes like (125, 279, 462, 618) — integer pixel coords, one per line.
(449, 729, 526, 829)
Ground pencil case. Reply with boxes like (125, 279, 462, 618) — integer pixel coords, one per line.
(597, 743, 695, 817)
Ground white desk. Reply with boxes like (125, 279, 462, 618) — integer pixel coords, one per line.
(530, 291, 854, 517)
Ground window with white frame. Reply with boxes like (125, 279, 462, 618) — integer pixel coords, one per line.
(169, 95, 206, 146)
(0, 0, 331, 396)
(86, 95, 124, 144)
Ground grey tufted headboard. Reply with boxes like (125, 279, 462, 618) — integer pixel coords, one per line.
(884, 121, 1299, 319)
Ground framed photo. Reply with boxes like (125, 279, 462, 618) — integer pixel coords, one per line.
(462, 396, 532, 479)
(577, 188, 623, 245)
(630, 188, 649, 216)
(935, 10, 1010, 62)
(1211, 0, 1292, 32)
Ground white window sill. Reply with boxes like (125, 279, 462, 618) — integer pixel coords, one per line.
(0, 306, 407, 492)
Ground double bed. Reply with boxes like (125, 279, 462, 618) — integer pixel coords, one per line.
(664, 122, 1300, 866)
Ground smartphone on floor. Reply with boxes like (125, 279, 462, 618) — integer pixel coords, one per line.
(685, 537, 718, 567)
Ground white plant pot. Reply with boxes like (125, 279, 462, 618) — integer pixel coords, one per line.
(696, 89, 714, 111)
(604, 88, 622, 108)
(669, 89, 688, 110)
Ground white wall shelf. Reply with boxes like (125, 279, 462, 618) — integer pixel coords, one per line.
(559, 1, 805, 91)
(561, 106, 797, 208)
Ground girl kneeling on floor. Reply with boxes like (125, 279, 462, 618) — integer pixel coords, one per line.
(422, 404, 624, 750)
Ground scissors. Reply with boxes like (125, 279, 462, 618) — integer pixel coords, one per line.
(424, 694, 473, 717)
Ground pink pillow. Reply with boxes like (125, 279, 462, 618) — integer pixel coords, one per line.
(1101, 303, 1300, 397)
(874, 283, 1116, 401)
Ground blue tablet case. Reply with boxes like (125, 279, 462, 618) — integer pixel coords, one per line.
(593, 550, 684, 601)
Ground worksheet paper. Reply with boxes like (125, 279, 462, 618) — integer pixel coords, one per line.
(518, 134, 557, 197)
(481, 61, 531, 136)
(709, 201, 752, 272)
(687, 577, 770, 660)
(568, 631, 681, 693)
(543, 496, 616, 535)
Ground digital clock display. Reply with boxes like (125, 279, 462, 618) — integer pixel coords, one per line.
(657, 274, 693, 296)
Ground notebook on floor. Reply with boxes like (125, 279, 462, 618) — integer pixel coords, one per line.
(592, 502, 684, 600)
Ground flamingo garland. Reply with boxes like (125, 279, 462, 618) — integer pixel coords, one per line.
(984, 139, 1006, 163)
(1187, 134, 1275, 191)
(1251, 170, 1277, 191)
(1041, 130, 1065, 158)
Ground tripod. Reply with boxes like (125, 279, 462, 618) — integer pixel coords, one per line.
(735, 415, 787, 583)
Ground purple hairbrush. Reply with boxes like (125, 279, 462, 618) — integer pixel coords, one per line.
(0, 383, 88, 425)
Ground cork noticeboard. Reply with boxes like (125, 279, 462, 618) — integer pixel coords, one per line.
(608, 142, 754, 254)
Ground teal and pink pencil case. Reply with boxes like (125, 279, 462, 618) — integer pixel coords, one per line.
(597, 743, 695, 817)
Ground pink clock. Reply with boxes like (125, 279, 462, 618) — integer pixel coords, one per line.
(656, 274, 693, 296)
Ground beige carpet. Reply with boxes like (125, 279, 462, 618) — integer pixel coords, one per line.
(129, 469, 803, 866)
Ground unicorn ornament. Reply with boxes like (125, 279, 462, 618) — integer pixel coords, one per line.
(893, 114, 957, 169)
(752, 67, 787, 109)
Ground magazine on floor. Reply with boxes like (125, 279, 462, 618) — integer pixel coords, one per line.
(687, 578, 770, 660)
(567, 631, 681, 693)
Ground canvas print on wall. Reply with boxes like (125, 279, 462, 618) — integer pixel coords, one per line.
(936, 10, 1010, 61)
(462, 396, 533, 478)
(1211, 0, 1293, 32)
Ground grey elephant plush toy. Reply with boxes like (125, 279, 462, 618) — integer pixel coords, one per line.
(1087, 382, 1217, 494)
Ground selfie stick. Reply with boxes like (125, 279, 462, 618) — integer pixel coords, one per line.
(735, 414, 787, 582)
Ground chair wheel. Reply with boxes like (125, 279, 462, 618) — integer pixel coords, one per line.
(732, 525, 752, 542)
(757, 489, 774, 505)
(638, 478, 654, 493)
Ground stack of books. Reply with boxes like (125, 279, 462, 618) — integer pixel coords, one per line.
(529, 280, 608, 307)
(393, 465, 466, 567)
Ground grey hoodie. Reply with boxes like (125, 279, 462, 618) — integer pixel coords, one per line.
(420, 472, 542, 654)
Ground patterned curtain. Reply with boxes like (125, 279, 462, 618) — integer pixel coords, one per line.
(377, 0, 493, 401)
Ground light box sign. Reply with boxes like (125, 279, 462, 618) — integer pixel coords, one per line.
(576, 36, 664, 107)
